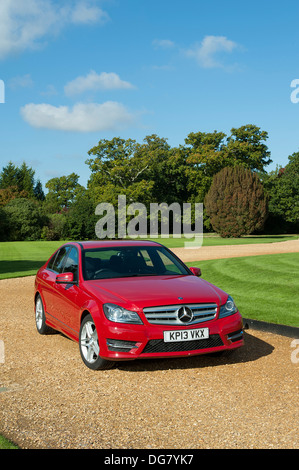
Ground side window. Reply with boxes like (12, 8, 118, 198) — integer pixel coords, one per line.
(47, 252, 58, 271)
(52, 247, 69, 274)
(63, 247, 79, 281)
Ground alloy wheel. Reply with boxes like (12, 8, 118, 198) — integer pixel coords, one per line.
(80, 320, 100, 364)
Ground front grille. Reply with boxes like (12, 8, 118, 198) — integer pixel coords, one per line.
(142, 334, 223, 354)
(143, 303, 218, 326)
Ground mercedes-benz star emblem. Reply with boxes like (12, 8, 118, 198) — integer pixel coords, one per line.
(177, 306, 193, 323)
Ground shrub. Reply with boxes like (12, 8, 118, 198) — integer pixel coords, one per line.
(205, 166, 268, 237)
(41, 213, 66, 241)
(3, 198, 45, 240)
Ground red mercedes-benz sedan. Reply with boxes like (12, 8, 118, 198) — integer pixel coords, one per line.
(34, 240, 244, 370)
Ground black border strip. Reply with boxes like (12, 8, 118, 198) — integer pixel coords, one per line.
(243, 317, 299, 338)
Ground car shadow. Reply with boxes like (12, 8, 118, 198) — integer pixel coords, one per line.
(116, 331, 275, 372)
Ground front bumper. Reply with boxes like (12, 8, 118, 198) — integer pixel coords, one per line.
(97, 312, 244, 361)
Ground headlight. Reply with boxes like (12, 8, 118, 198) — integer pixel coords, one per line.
(219, 295, 238, 318)
(103, 303, 143, 324)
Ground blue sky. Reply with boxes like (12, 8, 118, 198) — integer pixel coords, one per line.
(1, 0, 299, 191)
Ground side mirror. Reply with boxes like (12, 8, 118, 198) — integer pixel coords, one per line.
(56, 272, 76, 284)
(189, 266, 201, 277)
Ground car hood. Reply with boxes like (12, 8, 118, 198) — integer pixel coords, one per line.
(82, 275, 228, 310)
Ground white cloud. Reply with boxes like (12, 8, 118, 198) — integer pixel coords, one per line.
(20, 101, 136, 132)
(64, 71, 135, 96)
(0, 0, 108, 59)
(152, 64, 175, 71)
(70, 1, 108, 24)
(40, 84, 58, 96)
(152, 39, 175, 49)
(185, 35, 238, 68)
(8, 74, 34, 89)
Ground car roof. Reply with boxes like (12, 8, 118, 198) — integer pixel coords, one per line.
(68, 240, 163, 250)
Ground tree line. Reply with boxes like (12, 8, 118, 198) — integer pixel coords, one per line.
(0, 124, 298, 241)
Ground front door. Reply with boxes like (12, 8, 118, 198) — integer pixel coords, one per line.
(55, 246, 80, 337)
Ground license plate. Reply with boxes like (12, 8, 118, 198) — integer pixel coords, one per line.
(164, 328, 209, 343)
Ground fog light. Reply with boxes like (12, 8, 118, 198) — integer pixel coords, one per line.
(106, 339, 138, 352)
(227, 330, 243, 343)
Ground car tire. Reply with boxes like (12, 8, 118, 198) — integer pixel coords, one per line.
(79, 314, 115, 370)
(35, 295, 52, 335)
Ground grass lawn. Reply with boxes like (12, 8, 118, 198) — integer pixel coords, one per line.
(0, 235, 297, 280)
(0, 238, 298, 327)
(0, 240, 68, 279)
(0, 434, 18, 449)
(187, 252, 299, 327)
(149, 234, 297, 248)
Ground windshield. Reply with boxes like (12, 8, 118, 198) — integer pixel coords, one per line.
(82, 245, 190, 280)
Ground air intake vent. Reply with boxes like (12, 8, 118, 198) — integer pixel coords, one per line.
(142, 334, 224, 354)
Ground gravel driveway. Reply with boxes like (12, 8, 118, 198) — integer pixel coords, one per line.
(0, 241, 298, 449)
(171, 238, 299, 261)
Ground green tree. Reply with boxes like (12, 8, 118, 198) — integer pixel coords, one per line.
(87, 137, 152, 205)
(166, 145, 190, 206)
(34, 180, 45, 201)
(44, 173, 84, 213)
(267, 152, 299, 230)
(185, 125, 272, 204)
(225, 124, 272, 171)
(205, 166, 268, 237)
(87, 135, 191, 235)
(185, 130, 227, 202)
(17, 162, 36, 196)
(0, 161, 45, 201)
(0, 161, 19, 188)
(3, 198, 45, 240)
(0, 186, 28, 207)
(134, 134, 178, 204)
(64, 190, 97, 239)
(86, 134, 190, 208)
